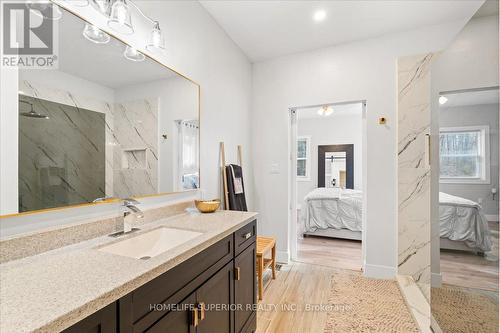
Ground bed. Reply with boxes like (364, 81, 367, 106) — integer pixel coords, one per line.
(301, 188, 492, 253)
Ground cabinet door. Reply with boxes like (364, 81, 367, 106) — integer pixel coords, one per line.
(62, 302, 116, 333)
(234, 242, 256, 333)
(145, 294, 196, 333)
(196, 262, 234, 333)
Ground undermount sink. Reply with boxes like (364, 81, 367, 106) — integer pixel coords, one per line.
(98, 227, 203, 259)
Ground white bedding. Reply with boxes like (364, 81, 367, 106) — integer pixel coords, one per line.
(302, 188, 491, 251)
(302, 188, 362, 233)
(439, 192, 491, 252)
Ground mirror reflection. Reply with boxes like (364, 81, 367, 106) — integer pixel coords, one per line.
(13, 8, 199, 214)
(325, 151, 347, 188)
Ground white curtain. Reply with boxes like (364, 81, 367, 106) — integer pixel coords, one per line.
(177, 120, 199, 189)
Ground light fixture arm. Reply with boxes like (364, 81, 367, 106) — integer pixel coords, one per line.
(126, 0, 155, 25)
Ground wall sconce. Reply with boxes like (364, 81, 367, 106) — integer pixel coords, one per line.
(492, 188, 497, 200)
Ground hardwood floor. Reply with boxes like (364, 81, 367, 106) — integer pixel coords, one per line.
(294, 222, 499, 291)
(440, 221, 499, 291)
(296, 236, 362, 272)
(256, 262, 340, 333)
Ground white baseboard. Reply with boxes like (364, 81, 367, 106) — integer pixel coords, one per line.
(431, 272, 442, 288)
(276, 250, 289, 264)
(363, 263, 396, 279)
(485, 214, 499, 222)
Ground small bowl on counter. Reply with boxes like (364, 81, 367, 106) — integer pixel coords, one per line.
(195, 199, 221, 213)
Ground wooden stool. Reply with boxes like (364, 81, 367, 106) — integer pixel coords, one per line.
(256, 236, 276, 301)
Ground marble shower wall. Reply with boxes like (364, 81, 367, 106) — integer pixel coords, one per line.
(18, 79, 160, 211)
(19, 79, 115, 198)
(111, 99, 159, 197)
(397, 54, 433, 302)
(18, 95, 106, 212)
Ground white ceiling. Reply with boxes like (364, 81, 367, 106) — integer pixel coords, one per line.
(200, 0, 485, 62)
(56, 9, 176, 89)
(297, 102, 362, 119)
(442, 88, 499, 108)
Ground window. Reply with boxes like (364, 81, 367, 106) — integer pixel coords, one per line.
(439, 126, 490, 184)
(297, 136, 311, 181)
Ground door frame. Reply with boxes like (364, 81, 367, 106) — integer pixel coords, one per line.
(288, 100, 367, 263)
(318, 144, 354, 189)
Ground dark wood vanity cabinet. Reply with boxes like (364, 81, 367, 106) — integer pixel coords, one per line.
(62, 303, 117, 333)
(63, 220, 257, 333)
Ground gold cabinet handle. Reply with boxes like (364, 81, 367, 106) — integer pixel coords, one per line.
(235, 267, 241, 281)
(199, 302, 205, 321)
(191, 307, 199, 327)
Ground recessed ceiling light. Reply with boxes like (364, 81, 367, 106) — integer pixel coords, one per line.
(313, 10, 326, 22)
(439, 96, 448, 105)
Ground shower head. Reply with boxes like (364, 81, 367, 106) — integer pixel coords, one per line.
(19, 100, 49, 119)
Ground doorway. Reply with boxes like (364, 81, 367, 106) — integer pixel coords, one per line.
(289, 100, 366, 272)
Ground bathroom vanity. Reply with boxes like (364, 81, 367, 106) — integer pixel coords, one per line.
(0, 210, 257, 333)
(64, 220, 257, 333)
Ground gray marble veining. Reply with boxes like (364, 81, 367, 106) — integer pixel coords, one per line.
(18, 80, 161, 209)
(18, 95, 106, 212)
(112, 98, 159, 197)
(397, 54, 433, 309)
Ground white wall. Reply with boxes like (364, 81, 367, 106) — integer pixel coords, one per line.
(0, 68, 18, 215)
(251, 19, 475, 277)
(439, 103, 499, 216)
(297, 112, 363, 203)
(0, 1, 252, 233)
(430, 14, 499, 285)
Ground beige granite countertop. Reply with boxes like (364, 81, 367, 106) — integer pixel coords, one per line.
(0, 210, 258, 333)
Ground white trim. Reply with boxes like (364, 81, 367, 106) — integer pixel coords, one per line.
(431, 272, 442, 287)
(439, 125, 490, 184)
(363, 263, 396, 279)
(485, 214, 499, 222)
(276, 250, 289, 264)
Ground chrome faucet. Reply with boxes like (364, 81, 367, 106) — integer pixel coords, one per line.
(110, 198, 144, 237)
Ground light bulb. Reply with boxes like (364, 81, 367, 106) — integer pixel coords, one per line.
(108, 0, 134, 35)
(439, 96, 448, 105)
(124, 45, 145, 62)
(317, 106, 333, 116)
(146, 21, 165, 52)
(83, 23, 110, 44)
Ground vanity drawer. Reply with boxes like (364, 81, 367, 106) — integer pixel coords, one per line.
(234, 220, 256, 256)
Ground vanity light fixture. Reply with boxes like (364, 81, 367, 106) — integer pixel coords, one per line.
(317, 105, 334, 116)
(108, 0, 134, 35)
(66, 0, 90, 6)
(146, 21, 165, 52)
(28, 2, 63, 20)
(83, 23, 111, 44)
(124, 45, 145, 62)
(92, 0, 111, 14)
(439, 96, 448, 105)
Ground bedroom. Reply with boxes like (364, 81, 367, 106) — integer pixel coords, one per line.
(294, 102, 364, 270)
